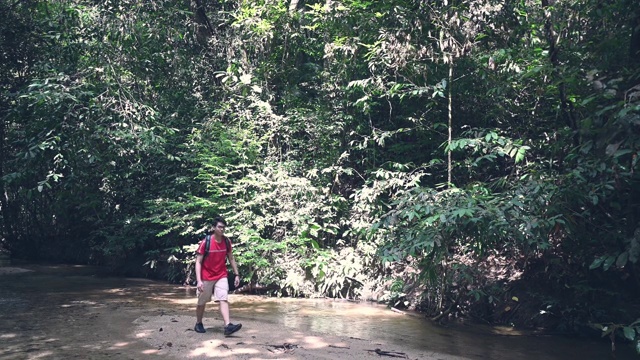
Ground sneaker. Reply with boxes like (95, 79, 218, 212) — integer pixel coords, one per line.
(224, 323, 242, 336)
(194, 322, 206, 333)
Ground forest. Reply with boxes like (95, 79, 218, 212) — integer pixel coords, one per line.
(1, 0, 639, 349)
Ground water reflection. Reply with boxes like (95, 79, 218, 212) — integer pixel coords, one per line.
(1, 264, 636, 360)
(228, 297, 634, 360)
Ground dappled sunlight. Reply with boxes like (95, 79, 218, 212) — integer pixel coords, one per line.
(130, 314, 365, 358)
(135, 330, 153, 339)
(275, 332, 350, 350)
(81, 343, 108, 350)
(169, 297, 196, 305)
(42, 338, 59, 343)
(142, 349, 161, 354)
(193, 347, 261, 357)
(24, 351, 54, 359)
(242, 328, 262, 336)
(61, 300, 99, 307)
(112, 341, 131, 347)
(300, 335, 330, 349)
(0, 333, 17, 338)
(103, 288, 127, 294)
(188, 338, 262, 357)
(491, 326, 528, 336)
(194, 339, 225, 350)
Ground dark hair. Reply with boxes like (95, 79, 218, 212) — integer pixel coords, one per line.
(211, 216, 227, 229)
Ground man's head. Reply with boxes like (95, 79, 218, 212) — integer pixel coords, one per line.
(209, 216, 227, 236)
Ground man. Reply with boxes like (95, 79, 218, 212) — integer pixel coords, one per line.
(194, 216, 242, 336)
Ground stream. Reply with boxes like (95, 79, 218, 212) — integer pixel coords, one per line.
(0, 264, 635, 359)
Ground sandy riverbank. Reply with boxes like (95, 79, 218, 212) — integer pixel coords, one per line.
(0, 266, 461, 360)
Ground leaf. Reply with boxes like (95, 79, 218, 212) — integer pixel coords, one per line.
(239, 74, 252, 84)
(515, 146, 529, 163)
(614, 149, 632, 158)
(623, 327, 636, 341)
(589, 256, 605, 270)
(603, 255, 616, 271)
(512, 296, 519, 302)
(605, 142, 622, 156)
(452, 208, 469, 218)
(616, 252, 629, 268)
(425, 215, 440, 224)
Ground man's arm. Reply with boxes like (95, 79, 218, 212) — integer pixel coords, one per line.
(227, 251, 239, 277)
(195, 253, 204, 291)
(227, 251, 240, 287)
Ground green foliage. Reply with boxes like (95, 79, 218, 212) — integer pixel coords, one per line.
(593, 319, 640, 355)
(1, 0, 640, 342)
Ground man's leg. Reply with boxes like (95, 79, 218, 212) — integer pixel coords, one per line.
(195, 281, 214, 333)
(196, 304, 206, 323)
(213, 279, 241, 335)
(219, 300, 241, 335)
(218, 300, 230, 325)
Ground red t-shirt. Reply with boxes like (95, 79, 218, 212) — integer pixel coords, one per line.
(197, 236, 231, 281)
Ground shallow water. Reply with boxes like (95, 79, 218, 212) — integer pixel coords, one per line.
(0, 264, 636, 359)
(229, 298, 637, 360)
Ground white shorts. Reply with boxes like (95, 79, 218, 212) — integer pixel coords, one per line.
(197, 278, 229, 305)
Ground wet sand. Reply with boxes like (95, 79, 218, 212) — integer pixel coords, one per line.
(0, 266, 450, 360)
(2, 265, 632, 360)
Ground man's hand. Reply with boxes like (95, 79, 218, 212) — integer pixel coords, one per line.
(234, 276, 240, 288)
(197, 280, 204, 292)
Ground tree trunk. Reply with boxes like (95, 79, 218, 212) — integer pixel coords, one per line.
(190, 0, 214, 44)
(541, 0, 578, 146)
(289, 0, 301, 12)
(0, 109, 6, 243)
(631, 11, 640, 60)
(447, 61, 453, 187)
